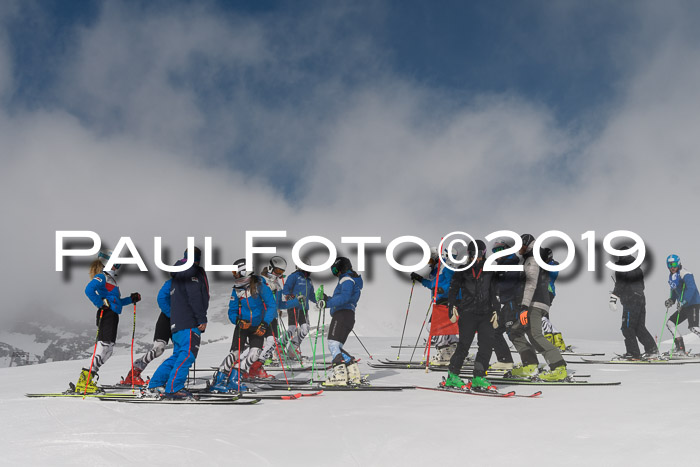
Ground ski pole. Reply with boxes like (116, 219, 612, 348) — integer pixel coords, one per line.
(131, 303, 136, 392)
(670, 284, 686, 358)
(658, 305, 670, 350)
(311, 301, 324, 382)
(409, 300, 434, 362)
(84, 299, 108, 398)
(351, 330, 374, 360)
(321, 303, 328, 378)
(397, 281, 415, 360)
(272, 336, 290, 388)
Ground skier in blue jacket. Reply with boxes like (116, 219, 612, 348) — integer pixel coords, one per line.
(123, 278, 172, 386)
(148, 247, 209, 399)
(240, 256, 301, 377)
(210, 258, 277, 392)
(75, 248, 141, 394)
(281, 262, 317, 360)
(410, 247, 458, 364)
(317, 257, 364, 386)
(664, 254, 700, 353)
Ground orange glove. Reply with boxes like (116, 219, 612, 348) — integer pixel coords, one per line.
(519, 308, 529, 326)
(238, 320, 251, 329)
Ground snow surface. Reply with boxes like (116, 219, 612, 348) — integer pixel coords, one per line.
(2, 335, 700, 467)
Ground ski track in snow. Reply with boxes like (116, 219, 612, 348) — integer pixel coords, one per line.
(3, 336, 700, 466)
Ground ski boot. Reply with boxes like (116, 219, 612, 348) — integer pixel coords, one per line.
(346, 360, 363, 385)
(553, 333, 567, 352)
(468, 376, 496, 391)
(509, 364, 538, 378)
(165, 389, 196, 400)
(287, 344, 303, 362)
(442, 371, 467, 389)
(430, 347, 451, 366)
(225, 369, 248, 392)
(538, 365, 568, 382)
(122, 367, 146, 386)
(209, 370, 231, 392)
(617, 352, 642, 361)
(642, 349, 660, 360)
(247, 361, 274, 379)
(544, 332, 554, 345)
(674, 337, 686, 354)
(490, 361, 514, 371)
(75, 368, 99, 394)
(323, 363, 348, 386)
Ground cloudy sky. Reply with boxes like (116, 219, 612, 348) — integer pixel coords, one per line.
(2, 0, 700, 340)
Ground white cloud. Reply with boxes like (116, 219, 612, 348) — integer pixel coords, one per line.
(3, 2, 700, 345)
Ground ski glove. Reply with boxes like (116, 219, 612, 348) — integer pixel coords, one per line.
(410, 272, 424, 282)
(315, 285, 325, 303)
(519, 308, 529, 326)
(664, 298, 675, 308)
(238, 320, 252, 330)
(490, 310, 499, 329)
(449, 306, 459, 323)
(609, 294, 619, 312)
(253, 322, 267, 336)
(130, 292, 141, 304)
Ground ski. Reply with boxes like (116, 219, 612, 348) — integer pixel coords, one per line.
(493, 374, 621, 386)
(26, 392, 135, 399)
(575, 357, 700, 365)
(110, 397, 261, 405)
(416, 385, 516, 398)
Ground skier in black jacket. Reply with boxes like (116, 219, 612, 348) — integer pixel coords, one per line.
(609, 247, 658, 359)
(490, 238, 522, 370)
(442, 240, 499, 391)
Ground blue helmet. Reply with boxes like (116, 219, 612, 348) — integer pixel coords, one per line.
(667, 254, 681, 270)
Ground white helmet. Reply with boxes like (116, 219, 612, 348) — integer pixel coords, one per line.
(97, 248, 113, 266)
(269, 256, 287, 273)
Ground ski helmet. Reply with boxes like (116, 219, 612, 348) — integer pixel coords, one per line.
(492, 237, 514, 253)
(233, 258, 252, 277)
(269, 256, 287, 275)
(429, 247, 440, 264)
(98, 248, 113, 267)
(541, 247, 554, 263)
(331, 257, 352, 276)
(520, 234, 536, 254)
(441, 246, 461, 268)
(667, 254, 681, 270)
(467, 240, 487, 260)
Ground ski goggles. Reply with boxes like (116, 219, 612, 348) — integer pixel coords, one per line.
(271, 267, 285, 277)
(668, 261, 680, 269)
(492, 246, 506, 253)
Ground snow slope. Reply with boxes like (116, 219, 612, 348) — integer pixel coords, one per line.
(2, 336, 700, 467)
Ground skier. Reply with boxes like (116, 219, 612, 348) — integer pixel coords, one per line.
(509, 234, 568, 381)
(410, 247, 458, 364)
(239, 256, 300, 377)
(75, 248, 141, 393)
(541, 247, 569, 353)
(442, 240, 499, 391)
(490, 238, 520, 371)
(147, 247, 209, 398)
(316, 257, 364, 386)
(664, 254, 700, 353)
(280, 259, 317, 360)
(608, 246, 657, 359)
(122, 278, 172, 385)
(210, 258, 277, 392)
